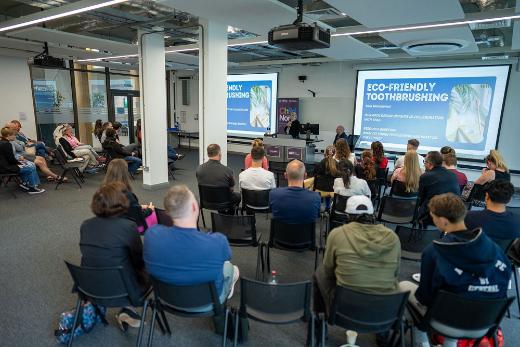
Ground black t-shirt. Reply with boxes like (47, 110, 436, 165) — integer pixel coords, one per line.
(196, 159, 235, 188)
(465, 209, 520, 242)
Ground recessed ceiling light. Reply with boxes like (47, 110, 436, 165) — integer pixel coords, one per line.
(0, 0, 129, 32)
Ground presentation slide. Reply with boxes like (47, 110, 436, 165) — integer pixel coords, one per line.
(354, 65, 510, 158)
(227, 73, 278, 136)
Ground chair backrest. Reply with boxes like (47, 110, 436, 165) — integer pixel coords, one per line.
(269, 219, 316, 250)
(332, 194, 349, 213)
(313, 174, 334, 193)
(395, 226, 441, 260)
(155, 207, 174, 227)
(150, 276, 223, 315)
(64, 261, 132, 307)
(389, 180, 418, 198)
(53, 146, 69, 165)
(376, 167, 389, 181)
(211, 213, 258, 246)
(241, 188, 270, 211)
(493, 238, 515, 253)
(424, 290, 514, 340)
(378, 195, 418, 224)
(239, 277, 311, 324)
(329, 286, 409, 333)
(198, 185, 233, 211)
(507, 206, 520, 217)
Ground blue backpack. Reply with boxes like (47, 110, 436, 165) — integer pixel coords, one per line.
(54, 301, 108, 344)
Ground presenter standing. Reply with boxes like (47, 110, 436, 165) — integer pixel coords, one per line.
(333, 125, 348, 145)
(285, 113, 301, 139)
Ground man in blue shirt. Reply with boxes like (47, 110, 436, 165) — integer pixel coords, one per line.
(269, 160, 321, 224)
(465, 180, 520, 247)
(144, 185, 239, 312)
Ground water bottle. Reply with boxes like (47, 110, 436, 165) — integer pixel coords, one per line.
(267, 270, 278, 285)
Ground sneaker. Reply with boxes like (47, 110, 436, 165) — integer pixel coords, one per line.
(177, 154, 185, 160)
(227, 265, 240, 299)
(19, 183, 30, 191)
(137, 166, 144, 171)
(28, 187, 45, 195)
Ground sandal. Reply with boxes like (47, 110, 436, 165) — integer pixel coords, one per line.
(116, 308, 141, 331)
(46, 176, 55, 182)
(56, 176, 68, 182)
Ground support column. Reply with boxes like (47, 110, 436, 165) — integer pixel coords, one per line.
(138, 29, 169, 189)
(198, 19, 228, 165)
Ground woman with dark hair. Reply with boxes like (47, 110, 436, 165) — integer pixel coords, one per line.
(80, 183, 149, 330)
(355, 150, 376, 181)
(93, 119, 103, 142)
(333, 159, 371, 197)
(102, 128, 142, 175)
(371, 141, 388, 169)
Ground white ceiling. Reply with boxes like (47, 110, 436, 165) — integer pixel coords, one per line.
(312, 36, 388, 60)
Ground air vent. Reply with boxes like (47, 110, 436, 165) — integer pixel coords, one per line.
(403, 40, 467, 54)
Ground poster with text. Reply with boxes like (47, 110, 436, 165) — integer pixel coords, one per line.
(277, 98, 299, 134)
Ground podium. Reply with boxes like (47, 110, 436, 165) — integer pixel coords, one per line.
(263, 135, 315, 163)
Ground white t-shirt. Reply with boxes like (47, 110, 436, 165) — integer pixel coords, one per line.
(395, 153, 424, 170)
(333, 176, 371, 198)
(335, 153, 357, 165)
(239, 167, 276, 191)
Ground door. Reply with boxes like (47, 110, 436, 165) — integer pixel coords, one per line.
(109, 89, 140, 145)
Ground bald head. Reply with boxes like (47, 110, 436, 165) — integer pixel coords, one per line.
(286, 160, 305, 183)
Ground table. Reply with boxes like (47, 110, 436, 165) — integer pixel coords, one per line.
(167, 129, 199, 150)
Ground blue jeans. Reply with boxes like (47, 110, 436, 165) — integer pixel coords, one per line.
(124, 156, 142, 175)
(35, 142, 48, 157)
(19, 162, 40, 187)
(168, 145, 177, 161)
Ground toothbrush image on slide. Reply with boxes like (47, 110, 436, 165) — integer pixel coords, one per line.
(250, 85, 271, 128)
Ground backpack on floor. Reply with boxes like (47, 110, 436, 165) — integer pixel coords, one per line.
(431, 327, 504, 347)
(54, 301, 108, 344)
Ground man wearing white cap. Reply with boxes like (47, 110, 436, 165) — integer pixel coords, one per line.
(314, 195, 401, 317)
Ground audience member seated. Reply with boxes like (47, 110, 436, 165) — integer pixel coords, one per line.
(390, 150, 421, 196)
(61, 124, 105, 164)
(474, 150, 510, 185)
(80, 183, 150, 329)
(93, 119, 103, 145)
(333, 125, 348, 145)
(354, 150, 376, 181)
(399, 193, 511, 347)
(239, 146, 275, 191)
(0, 127, 45, 194)
(144, 185, 239, 312)
(440, 146, 467, 192)
(10, 120, 51, 158)
(307, 145, 339, 193)
(103, 128, 142, 176)
(418, 151, 460, 225)
(334, 160, 371, 198)
(244, 138, 268, 170)
(55, 125, 97, 174)
(314, 195, 400, 317)
(7, 122, 63, 180)
(99, 121, 113, 144)
(395, 138, 425, 170)
(135, 119, 142, 145)
(269, 160, 320, 224)
(371, 141, 388, 169)
(334, 139, 356, 165)
(103, 159, 153, 225)
(465, 180, 520, 245)
(196, 143, 241, 208)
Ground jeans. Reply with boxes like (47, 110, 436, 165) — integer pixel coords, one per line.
(35, 142, 48, 157)
(19, 161, 40, 187)
(168, 145, 177, 160)
(124, 156, 142, 175)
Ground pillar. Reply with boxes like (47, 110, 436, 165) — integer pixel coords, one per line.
(138, 29, 169, 189)
(198, 19, 228, 165)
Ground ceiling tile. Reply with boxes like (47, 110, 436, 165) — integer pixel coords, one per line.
(312, 36, 387, 59)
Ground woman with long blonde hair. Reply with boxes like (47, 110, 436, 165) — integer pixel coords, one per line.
(244, 138, 269, 170)
(475, 149, 510, 185)
(391, 150, 422, 195)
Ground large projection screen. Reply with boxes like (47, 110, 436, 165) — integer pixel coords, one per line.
(353, 65, 510, 159)
(227, 73, 278, 136)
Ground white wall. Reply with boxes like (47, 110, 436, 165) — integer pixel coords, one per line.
(0, 56, 36, 138)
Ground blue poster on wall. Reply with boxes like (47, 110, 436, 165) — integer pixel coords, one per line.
(33, 80, 56, 110)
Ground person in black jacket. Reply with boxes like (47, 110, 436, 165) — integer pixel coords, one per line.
(417, 151, 460, 226)
(0, 127, 45, 194)
(102, 128, 142, 175)
(333, 125, 348, 145)
(285, 114, 301, 139)
(80, 183, 150, 330)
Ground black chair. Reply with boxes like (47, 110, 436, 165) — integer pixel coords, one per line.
(507, 205, 520, 217)
(198, 185, 237, 228)
(211, 213, 264, 279)
(53, 147, 84, 189)
(155, 208, 173, 227)
(240, 188, 270, 215)
(321, 286, 410, 347)
(0, 173, 21, 198)
(167, 159, 176, 181)
(265, 219, 320, 275)
(233, 278, 315, 347)
(507, 250, 520, 318)
(388, 180, 418, 198)
(147, 276, 231, 347)
(328, 194, 350, 232)
(407, 290, 514, 347)
(64, 261, 151, 347)
(395, 226, 442, 261)
(377, 195, 418, 226)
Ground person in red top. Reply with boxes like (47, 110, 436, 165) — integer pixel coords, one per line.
(441, 146, 467, 192)
(371, 141, 388, 169)
(244, 138, 268, 170)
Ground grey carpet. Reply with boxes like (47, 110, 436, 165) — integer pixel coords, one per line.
(0, 150, 519, 347)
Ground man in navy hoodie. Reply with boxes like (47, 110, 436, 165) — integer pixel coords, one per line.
(400, 193, 511, 347)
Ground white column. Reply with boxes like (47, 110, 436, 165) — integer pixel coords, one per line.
(198, 19, 228, 165)
(138, 29, 169, 189)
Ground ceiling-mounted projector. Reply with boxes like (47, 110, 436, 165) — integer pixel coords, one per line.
(268, 0, 330, 51)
